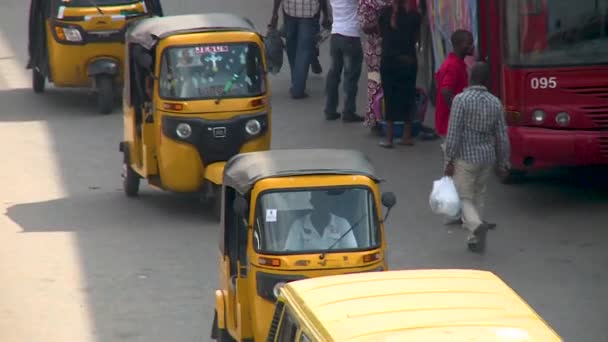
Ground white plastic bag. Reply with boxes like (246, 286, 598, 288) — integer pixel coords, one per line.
(429, 176, 461, 217)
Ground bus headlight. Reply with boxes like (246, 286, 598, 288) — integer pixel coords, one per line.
(245, 119, 262, 135)
(555, 112, 570, 127)
(532, 110, 546, 124)
(176, 123, 192, 139)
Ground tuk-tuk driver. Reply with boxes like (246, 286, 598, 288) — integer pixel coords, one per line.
(284, 191, 357, 251)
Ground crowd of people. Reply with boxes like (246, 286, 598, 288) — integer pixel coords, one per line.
(268, 0, 510, 253)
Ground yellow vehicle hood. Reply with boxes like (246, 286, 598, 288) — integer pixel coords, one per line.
(286, 269, 563, 341)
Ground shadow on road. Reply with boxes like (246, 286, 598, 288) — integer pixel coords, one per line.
(5, 191, 218, 342)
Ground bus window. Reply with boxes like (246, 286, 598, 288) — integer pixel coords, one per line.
(503, 0, 608, 66)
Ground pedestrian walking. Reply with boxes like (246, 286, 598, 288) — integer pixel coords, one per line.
(270, 0, 331, 99)
(358, 0, 390, 129)
(324, 0, 365, 122)
(377, 0, 421, 148)
(444, 62, 510, 254)
(435, 29, 474, 224)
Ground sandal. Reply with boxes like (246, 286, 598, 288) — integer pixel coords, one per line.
(398, 138, 415, 146)
(378, 140, 394, 149)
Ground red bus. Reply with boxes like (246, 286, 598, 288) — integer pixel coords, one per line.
(419, 0, 608, 182)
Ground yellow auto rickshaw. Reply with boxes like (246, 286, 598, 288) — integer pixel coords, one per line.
(267, 269, 564, 341)
(119, 13, 271, 211)
(27, 0, 163, 114)
(211, 149, 397, 342)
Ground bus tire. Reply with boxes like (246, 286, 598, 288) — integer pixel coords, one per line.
(96, 75, 114, 114)
(33, 69, 45, 93)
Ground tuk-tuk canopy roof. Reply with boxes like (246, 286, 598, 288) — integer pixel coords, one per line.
(224, 149, 380, 194)
(282, 269, 563, 341)
(126, 13, 257, 50)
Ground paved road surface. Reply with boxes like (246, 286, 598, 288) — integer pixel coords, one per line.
(0, 1, 607, 341)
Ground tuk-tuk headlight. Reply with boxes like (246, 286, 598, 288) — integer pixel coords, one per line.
(176, 123, 192, 139)
(245, 119, 262, 135)
(272, 282, 286, 298)
(62, 28, 83, 42)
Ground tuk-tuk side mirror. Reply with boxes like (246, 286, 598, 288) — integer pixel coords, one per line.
(381, 192, 397, 221)
(233, 196, 249, 217)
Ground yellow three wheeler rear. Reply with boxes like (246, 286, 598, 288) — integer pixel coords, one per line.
(211, 149, 397, 342)
(27, 0, 163, 113)
(120, 14, 271, 214)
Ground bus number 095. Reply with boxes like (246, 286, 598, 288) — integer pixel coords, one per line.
(530, 77, 557, 89)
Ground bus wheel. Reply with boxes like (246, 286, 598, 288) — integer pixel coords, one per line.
(96, 75, 114, 114)
(33, 69, 45, 93)
(122, 160, 140, 197)
(499, 170, 526, 184)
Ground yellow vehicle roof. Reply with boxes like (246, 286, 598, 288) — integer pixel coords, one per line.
(127, 13, 257, 49)
(283, 269, 563, 341)
(224, 149, 380, 194)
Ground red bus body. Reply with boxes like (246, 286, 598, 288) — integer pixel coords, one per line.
(423, 0, 608, 172)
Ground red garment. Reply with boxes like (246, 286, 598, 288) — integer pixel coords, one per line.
(434, 53, 468, 136)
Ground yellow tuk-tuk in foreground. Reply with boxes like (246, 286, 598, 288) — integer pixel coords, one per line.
(27, 0, 163, 114)
(211, 149, 397, 342)
(119, 14, 271, 208)
(267, 269, 564, 341)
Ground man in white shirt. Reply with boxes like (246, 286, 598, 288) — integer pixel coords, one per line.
(284, 191, 357, 251)
(324, 0, 364, 122)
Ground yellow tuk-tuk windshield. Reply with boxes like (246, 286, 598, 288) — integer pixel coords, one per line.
(159, 43, 266, 101)
(253, 187, 381, 254)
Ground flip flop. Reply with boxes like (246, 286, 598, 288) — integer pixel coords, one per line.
(378, 141, 394, 149)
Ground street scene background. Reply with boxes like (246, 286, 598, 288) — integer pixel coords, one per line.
(1, 0, 607, 341)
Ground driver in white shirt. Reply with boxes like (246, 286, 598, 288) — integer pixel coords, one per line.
(284, 191, 357, 251)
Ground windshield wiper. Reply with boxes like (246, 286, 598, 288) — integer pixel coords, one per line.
(87, 0, 104, 15)
(319, 213, 369, 260)
(215, 66, 246, 104)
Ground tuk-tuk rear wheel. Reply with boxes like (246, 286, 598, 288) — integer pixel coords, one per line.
(122, 162, 140, 197)
(96, 75, 114, 114)
(33, 69, 45, 93)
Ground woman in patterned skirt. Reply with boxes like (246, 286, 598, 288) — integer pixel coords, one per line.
(358, 0, 390, 132)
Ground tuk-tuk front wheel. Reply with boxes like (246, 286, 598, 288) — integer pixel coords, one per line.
(96, 75, 115, 114)
(122, 162, 140, 197)
(33, 69, 45, 93)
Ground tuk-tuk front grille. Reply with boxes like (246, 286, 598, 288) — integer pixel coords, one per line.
(161, 113, 269, 165)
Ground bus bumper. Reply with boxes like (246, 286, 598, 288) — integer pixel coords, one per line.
(509, 127, 608, 170)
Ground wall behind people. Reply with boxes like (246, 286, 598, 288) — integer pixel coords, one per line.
(424, 0, 478, 72)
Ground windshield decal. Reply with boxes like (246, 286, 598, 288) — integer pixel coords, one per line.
(265, 209, 277, 222)
(195, 45, 230, 54)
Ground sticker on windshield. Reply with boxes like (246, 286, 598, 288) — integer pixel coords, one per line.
(195, 46, 230, 54)
(266, 209, 277, 222)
